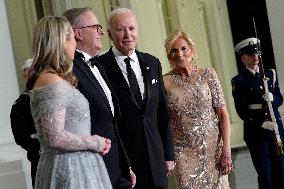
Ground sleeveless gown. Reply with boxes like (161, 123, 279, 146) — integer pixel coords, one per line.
(166, 68, 230, 189)
(30, 80, 112, 189)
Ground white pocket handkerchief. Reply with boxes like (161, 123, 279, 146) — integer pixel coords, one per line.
(152, 79, 158, 84)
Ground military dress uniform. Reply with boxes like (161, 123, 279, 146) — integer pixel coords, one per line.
(232, 38, 284, 189)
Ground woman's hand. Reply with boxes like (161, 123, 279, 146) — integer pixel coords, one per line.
(89, 135, 111, 155)
(99, 137, 111, 155)
(217, 151, 234, 175)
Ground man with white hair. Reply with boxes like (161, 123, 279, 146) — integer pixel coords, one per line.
(231, 37, 284, 189)
(99, 8, 175, 189)
(10, 58, 40, 188)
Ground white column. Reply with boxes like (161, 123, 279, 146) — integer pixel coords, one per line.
(265, 0, 284, 115)
(0, 0, 19, 145)
(0, 1, 31, 188)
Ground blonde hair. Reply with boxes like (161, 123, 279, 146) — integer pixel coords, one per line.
(165, 30, 198, 68)
(27, 16, 77, 90)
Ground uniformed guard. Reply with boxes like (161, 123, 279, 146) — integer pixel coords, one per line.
(10, 59, 40, 187)
(231, 37, 284, 189)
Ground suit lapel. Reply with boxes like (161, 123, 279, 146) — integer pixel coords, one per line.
(95, 61, 121, 120)
(102, 50, 142, 109)
(74, 53, 113, 115)
(137, 52, 152, 109)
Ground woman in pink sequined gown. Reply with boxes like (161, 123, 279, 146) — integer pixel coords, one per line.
(163, 30, 234, 189)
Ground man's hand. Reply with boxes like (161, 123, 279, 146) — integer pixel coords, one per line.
(261, 121, 276, 131)
(165, 161, 175, 176)
(262, 92, 274, 102)
(129, 168, 136, 188)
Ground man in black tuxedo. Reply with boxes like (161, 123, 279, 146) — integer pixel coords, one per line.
(63, 7, 135, 189)
(99, 8, 175, 189)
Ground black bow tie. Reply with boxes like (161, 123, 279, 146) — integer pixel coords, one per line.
(89, 56, 99, 67)
(76, 51, 98, 67)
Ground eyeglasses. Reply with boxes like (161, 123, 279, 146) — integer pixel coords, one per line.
(77, 24, 103, 32)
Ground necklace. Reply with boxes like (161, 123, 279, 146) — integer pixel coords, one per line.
(171, 66, 198, 85)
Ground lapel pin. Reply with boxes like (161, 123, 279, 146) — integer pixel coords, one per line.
(146, 67, 150, 70)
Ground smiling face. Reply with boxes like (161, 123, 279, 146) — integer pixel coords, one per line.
(168, 37, 196, 69)
(74, 10, 104, 56)
(107, 11, 138, 56)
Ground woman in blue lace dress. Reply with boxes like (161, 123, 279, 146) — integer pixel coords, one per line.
(26, 16, 112, 189)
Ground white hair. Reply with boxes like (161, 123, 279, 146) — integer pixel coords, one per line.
(107, 8, 137, 29)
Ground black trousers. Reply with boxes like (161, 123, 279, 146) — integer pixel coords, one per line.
(246, 139, 284, 189)
(31, 161, 38, 188)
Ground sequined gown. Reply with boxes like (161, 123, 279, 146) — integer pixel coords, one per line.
(29, 80, 112, 189)
(164, 67, 230, 189)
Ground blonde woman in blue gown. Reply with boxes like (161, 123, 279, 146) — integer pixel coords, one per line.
(27, 16, 112, 189)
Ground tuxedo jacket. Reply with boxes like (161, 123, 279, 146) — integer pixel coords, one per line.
(73, 51, 131, 188)
(98, 48, 174, 189)
(232, 68, 284, 142)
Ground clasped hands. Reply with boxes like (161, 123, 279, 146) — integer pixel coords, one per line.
(217, 151, 234, 175)
(90, 135, 111, 155)
(100, 138, 111, 155)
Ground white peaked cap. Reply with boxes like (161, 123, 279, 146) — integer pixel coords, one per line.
(20, 58, 33, 70)
(234, 37, 260, 53)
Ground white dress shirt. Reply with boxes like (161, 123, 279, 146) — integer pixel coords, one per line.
(112, 46, 145, 100)
(76, 49, 114, 116)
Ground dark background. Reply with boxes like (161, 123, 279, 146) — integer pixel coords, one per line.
(227, 0, 276, 72)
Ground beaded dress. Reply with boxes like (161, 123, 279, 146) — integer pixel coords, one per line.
(29, 80, 112, 189)
(164, 67, 230, 189)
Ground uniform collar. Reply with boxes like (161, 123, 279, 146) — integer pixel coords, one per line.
(246, 67, 259, 75)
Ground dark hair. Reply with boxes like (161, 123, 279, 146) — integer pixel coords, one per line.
(63, 7, 93, 28)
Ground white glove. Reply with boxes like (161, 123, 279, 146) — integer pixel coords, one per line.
(261, 121, 276, 131)
(262, 92, 274, 102)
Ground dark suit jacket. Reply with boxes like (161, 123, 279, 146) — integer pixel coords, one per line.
(231, 68, 284, 142)
(73, 51, 131, 188)
(10, 92, 40, 186)
(99, 49, 174, 189)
